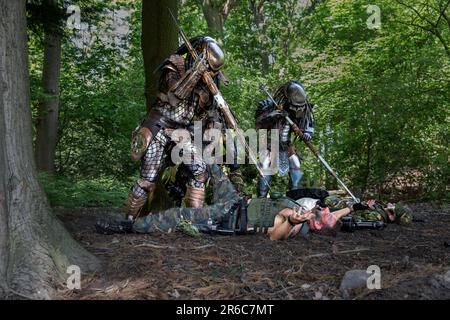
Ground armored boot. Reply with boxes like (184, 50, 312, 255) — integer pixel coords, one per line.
(257, 175, 271, 198)
(184, 186, 206, 208)
(126, 181, 156, 220)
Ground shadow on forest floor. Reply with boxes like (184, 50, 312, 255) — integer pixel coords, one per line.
(56, 202, 450, 300)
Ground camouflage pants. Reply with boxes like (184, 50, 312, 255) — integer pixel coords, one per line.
(132, 164, 241, 233)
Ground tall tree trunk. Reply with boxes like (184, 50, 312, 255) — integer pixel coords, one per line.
(140, 0, 179, 210)
(249, 0, 270, 74)
(0, 0, 99, 299)
(35, 0, 62, 173)
(141, 0, 178, 110)
(197, 0, 239, 41)
(0, 101, 8, 297)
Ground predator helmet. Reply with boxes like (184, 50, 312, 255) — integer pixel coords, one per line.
(273, 80, 313, 119)
(176, 36, 225, 73)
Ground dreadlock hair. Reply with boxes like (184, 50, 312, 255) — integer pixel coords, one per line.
(175, 35, 221, 87)
(175, 36, 210, 69)
(273, 82, 290, 107)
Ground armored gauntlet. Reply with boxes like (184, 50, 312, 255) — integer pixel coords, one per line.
(171, 56, 209, 100)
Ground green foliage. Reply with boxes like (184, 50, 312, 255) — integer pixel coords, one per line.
(222, 0, 448, 200)
(38, 172, 135, 208)
(300, 0, 449, 199)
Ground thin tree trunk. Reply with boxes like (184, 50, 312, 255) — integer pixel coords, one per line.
(249, 0, 270, 74)
(141, 0, 178, 110)
(197, 0, 239, 41)
(199, 0, 225, 35)
(35, 0, 62, 173)
(364, 133, 373, 196)
(0, 89, 8, 297)
(0, 0, 99, 299)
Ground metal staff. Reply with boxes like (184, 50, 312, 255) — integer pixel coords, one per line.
(258, 81, 359, 203)
(168, 9, 270, 189)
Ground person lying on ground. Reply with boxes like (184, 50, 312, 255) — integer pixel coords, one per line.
(95, 165, 409, 240)
(321, 194, 413, 225)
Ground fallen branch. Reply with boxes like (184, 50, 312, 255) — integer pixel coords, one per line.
(135, 243, 175, 249)
(304, 247, 370, 259)
(7, 288, 35, 300)
(192, 244, 215, 250)
(135, 243, 215, 250)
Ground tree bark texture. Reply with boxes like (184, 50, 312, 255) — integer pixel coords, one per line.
(197, 0, 239, 39)
(249, 0, 270, 74)
(141, 0, 179, 110)
(0, 0, 99, 299)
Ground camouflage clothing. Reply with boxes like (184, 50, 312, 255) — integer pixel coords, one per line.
(353, 208, 386, 222)
(389, 203, 413, 225)
(324, 195, 412, 225)
(132, 164, 241, 234)
(324, 195, 349, 210)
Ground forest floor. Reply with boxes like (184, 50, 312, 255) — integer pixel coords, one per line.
(57, 201, 450, 300)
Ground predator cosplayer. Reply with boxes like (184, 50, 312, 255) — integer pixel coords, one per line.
(96, 164, 412, 240)
(256, 81, 315, 197)
(128, 36, 226, 220)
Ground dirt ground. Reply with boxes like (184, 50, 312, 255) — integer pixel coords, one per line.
(57, 201, 450, 300)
